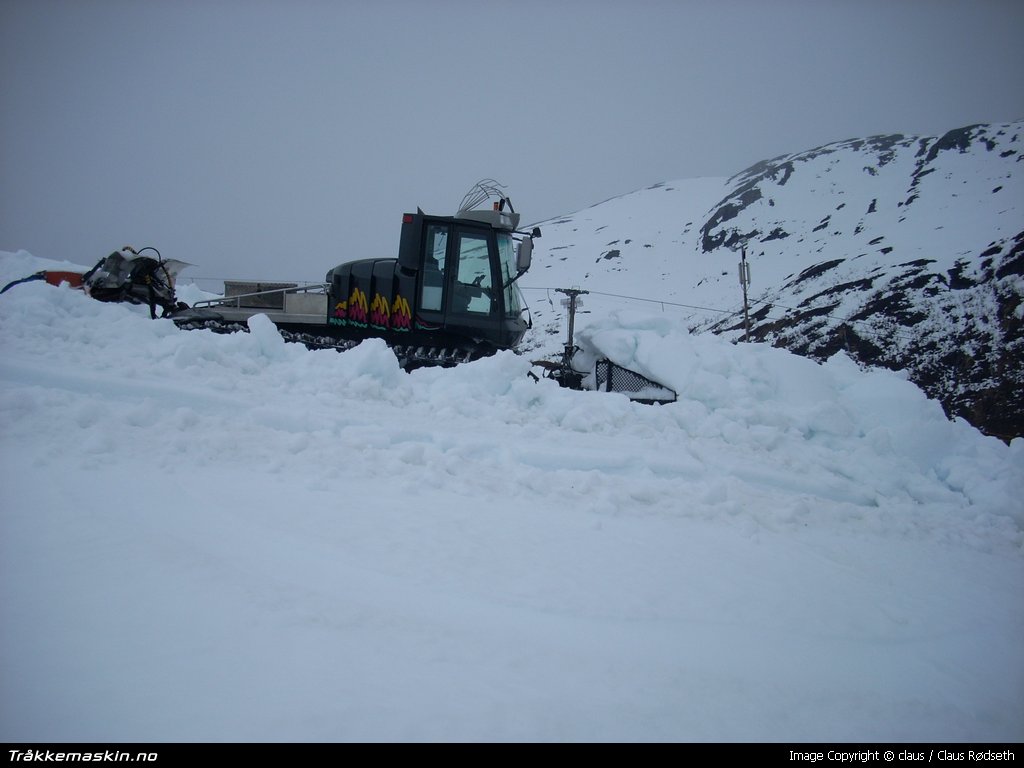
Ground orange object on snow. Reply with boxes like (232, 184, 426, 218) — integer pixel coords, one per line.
(43, 271, 85, 288)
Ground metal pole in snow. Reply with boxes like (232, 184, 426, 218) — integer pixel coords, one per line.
(740, 248, 751, 342)
(557, 287, 588, 365)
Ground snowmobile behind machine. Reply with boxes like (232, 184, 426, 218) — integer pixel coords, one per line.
(175, 180, 540, 367)
(1, 245, 191, 319)
(82, 246, 191, 318)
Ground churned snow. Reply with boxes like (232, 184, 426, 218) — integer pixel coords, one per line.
(1, 249, 1022, 743)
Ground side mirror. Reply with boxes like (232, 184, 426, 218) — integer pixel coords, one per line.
(531, 227, 542, 239)
(516, 237, 533, 273)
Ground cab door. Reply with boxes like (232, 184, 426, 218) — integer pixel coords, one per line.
(414, 220, 502, 346)
(447, 227, 497, 318)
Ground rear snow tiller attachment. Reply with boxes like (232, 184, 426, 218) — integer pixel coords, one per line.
(534, 287, 677, 405)
(595, 359, 677, 405)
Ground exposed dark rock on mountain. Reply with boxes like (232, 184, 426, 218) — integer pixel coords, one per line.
(701, 124, 1022, 440)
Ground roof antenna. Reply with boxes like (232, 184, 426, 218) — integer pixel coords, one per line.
(458, 179, 507, 213)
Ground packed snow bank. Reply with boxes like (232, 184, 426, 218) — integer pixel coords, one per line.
(577, 309, 1023, 533)
(2, 250, 1022, 742)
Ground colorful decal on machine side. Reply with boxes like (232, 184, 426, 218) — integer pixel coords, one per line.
(414, 317, 442, 331)
(329, 299, 348, 326)
(390, 295, 412, 331)
(347, 287, 368, 327)
(369, 293, 391, 330)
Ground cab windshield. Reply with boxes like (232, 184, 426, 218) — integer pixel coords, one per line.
(497, 233, 523, 317)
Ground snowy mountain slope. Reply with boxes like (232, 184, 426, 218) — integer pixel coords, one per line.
(524, 122, 1023, 440)
(1, 250, 1022, 742)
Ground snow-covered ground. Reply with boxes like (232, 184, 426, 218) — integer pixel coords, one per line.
(1, 249, 1022, 742)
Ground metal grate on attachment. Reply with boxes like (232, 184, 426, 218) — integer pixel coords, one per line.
(594, 359, 677, 405)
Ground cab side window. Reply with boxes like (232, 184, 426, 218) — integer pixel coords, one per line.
(420, 224, 448, 311)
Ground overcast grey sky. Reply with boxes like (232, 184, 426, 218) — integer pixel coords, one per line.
(2, 0, 1022, 283)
